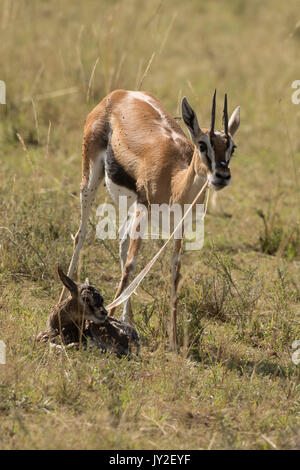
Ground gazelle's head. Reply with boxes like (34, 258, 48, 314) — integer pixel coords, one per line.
(57, 266, 107, 325)
(182, 90, 240, 191)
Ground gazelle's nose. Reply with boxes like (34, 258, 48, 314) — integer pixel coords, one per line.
(217, 160, 228, 168)
(210, 164, 231, 190)
(101, 307, 108, 317)
(215, 171, 231, 181)
(215, 161, 230, 181)
(93, 306, 108, 325)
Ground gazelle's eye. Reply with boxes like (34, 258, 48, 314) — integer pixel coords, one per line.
(231, 145, 237, 155)
(199, 142, 207, 153)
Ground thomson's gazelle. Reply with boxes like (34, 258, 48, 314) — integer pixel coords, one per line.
(61, 89, 240, 350)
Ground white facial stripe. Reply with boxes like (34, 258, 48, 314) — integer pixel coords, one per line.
(225, 139, 235, 162)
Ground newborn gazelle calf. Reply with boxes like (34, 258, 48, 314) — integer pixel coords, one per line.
(37, 266, 108, 345)
(38, 267, 140, 356)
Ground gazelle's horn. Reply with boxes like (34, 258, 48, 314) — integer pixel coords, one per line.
(210, 89, 216, 135)
(223, 93, 229, 136)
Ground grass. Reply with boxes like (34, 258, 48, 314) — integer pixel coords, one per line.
(257, 207, 300, 259)
(0, 0, 300, 450)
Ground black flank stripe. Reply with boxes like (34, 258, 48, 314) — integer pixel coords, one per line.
(105, 140, 137, 193)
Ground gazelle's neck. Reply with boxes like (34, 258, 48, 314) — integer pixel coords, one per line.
(48, 298, 73, 331)
(171, 145, 208, 205)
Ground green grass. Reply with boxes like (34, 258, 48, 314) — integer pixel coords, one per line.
(0, 0, 300, 450)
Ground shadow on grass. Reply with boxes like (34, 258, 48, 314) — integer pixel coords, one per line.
(192, 346, 288, 379)
(226, 354, 288, 379)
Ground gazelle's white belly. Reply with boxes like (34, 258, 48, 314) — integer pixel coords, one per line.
(105, 173, 137, 208)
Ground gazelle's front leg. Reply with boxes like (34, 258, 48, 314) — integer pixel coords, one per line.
(169, 238, 183, 351)
(108, 237, 142, 323)
(108, 207, 144, 323)
(118, 214, 134, 323)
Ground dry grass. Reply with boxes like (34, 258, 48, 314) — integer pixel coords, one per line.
(0, 0, 300, 449)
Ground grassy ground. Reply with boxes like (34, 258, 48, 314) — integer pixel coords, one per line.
(0, 0, 300, 449)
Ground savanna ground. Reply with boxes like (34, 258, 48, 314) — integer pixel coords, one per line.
(0, 0, 300, 450)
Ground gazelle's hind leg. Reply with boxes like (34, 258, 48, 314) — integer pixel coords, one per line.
(59, 152, 105, 302)
(169, 238, 183, 351)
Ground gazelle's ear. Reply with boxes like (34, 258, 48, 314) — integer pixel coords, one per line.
(57, 266, 78, 297)
(228, 106, 240, 136)
(181, 97, 201, 142)
(85, 278, 90, 286)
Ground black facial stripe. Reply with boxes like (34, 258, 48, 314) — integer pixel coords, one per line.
(206, 154, 212, 168)
(204, 149, 213, 171)
(199, 141, 207, 153)
(198, 139, 213, 171)
(106, 140, 137, 193)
